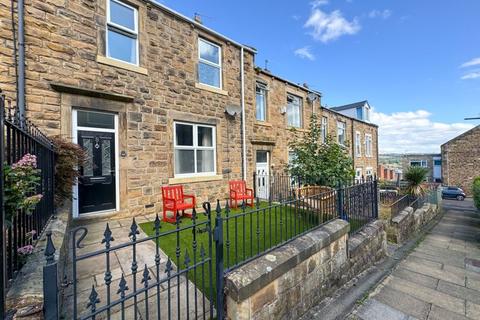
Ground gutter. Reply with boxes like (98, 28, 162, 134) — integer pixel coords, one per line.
(240, 48, 247, 180)
(144, 0, 256, 54)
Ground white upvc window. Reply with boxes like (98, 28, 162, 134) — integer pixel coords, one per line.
(174, 122, 216, 177)
(355, 131, 361, 157)
(256, 82, 267, 121)
(106, 0, 139, 65)
(410, 160, 427, 167)
(321, 116, 328, 143)
(337, 121, 346, 145)
(365, 134, 373, 157)
(287, 94, 302, 128)
(198, 38, 222, 89)
(355, 168, 363, 181)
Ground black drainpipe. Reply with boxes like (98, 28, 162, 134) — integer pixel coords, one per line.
(17, 0, 26, 120)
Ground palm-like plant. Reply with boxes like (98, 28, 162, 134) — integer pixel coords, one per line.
(404, 166, 428, 197)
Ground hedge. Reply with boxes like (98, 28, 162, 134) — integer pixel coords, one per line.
(473, 177, 480, 210)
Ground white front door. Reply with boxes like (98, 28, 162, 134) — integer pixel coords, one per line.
(256, 151, 269, 199)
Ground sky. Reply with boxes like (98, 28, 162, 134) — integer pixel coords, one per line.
(159, 0, 480, 153)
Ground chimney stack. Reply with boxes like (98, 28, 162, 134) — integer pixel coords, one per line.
(194, 13, 202, 24)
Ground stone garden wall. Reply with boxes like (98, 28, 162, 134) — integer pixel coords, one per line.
(224, 219, 387, 320)
(387, 203, 438, 244)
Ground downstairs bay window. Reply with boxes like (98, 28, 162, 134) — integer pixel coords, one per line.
(174, 122, 216, 176)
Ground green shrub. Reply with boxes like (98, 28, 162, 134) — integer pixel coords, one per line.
(473, 177, 480, 210)
(404, 166, 428, 197)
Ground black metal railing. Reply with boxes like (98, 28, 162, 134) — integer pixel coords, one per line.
(379, 190, 402, 205)
(387, 188, 439, 219)
(0, 93, 56, 315)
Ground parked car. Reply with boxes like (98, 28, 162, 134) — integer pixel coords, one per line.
(441, 186, 466, 201)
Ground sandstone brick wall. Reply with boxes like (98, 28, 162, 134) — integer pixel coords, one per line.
(1, 0, 256, 217)
(442, 126, 480, 195)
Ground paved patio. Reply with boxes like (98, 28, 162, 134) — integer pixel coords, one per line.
(62, 214, 214, 319)
(351, 199, 480, 320)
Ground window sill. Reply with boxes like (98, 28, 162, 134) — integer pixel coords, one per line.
(255, 122, 272, 127)
(168, 174, 223, 185)
(97, 55, 148, 75)
(195, 83, 228, 96)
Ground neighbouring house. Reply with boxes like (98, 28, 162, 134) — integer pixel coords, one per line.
(401, 154, 442, 182)
(0, 0, 378, 219)
(441, 125, 480, 195)
(378, 164, 400, 182)
(331, 100, 372, 123)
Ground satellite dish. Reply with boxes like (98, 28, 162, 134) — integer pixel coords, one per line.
(225, 104, 242, 117)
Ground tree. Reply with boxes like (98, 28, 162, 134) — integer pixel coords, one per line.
(288, 114, 354, 187)
(404, 166, 428, 197)
(473, 177, 480, 210)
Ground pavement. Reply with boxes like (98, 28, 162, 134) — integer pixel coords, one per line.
(350, 199, 480, 320)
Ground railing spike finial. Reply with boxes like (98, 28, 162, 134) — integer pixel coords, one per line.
(86, 285, 100, 313)
(215, 199, 222, 216)
(141, 264, 151, 287)
(184, 249, 191, 267)
(101, 223, 114, 248)
(256, 197, 260, 209)
(192, 207, 197, 221)
(129, 218, 139, 241)
(165, 257, 173, 275)
(44, 231, 56, 265)
(153, 213, 161, 234)
(117, 274, 129, 297)
(224, 200, 230, 216)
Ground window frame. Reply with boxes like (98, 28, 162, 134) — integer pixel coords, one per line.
(106, 0, 139, 66)
(197, 38, 223, 89)
(355, 131, 361, 157)
(256, 82, 268, 121)
(173, 121, 217, 177)
(286, 94, 303, 128)
(410, 160, 427, 167)
(365, 167, 373, 177)
(337, 121, 346, 146)
(321, 116, 328, 143)
(365, 133, 373, 157)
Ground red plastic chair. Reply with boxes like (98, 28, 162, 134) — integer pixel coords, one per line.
(161, 185, 196, 223)
(229, 180, 254, 209)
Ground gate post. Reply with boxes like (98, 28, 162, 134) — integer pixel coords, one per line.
(213, 200, 224, 319)
(337, 182, 345, 220)
(43, 232, 59, 320)
(373, 176, 379, 219)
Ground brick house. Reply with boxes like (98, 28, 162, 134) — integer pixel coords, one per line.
(1, 0, 378, 219)
(401, 154, 442, 183)
(441, 125, 480, 195)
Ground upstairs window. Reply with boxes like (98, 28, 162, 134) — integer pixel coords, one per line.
(356, 107, 363, 120)
(365, 134, 373, 157)
(256, 82, 267, 121)
(321, 116, 328, 143)
(410, 160, 427, 167)
(198, 38, 222, 88)
(355, 131, 361, 156)
(287, 94, 302, 128)
(337, 121, 346, 145)
(174, 122, 216, 176)
(107, 0, 138, 65)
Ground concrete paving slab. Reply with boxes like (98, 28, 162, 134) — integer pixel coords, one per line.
(427, 305, 469, 320)
(436, 280, 480, 304)
(375, 285, 431, 319)
(466, 301, 480, 320)
(400, 259, 466, 286)
(387, 276, 466, 314)
(393, 267, 439, 290)
(356, 299, 411, 320)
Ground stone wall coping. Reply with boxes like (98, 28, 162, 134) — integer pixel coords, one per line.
(348, 220, 385, 256)
(224, 219, 349, 302)
(391, 206, 414, 224)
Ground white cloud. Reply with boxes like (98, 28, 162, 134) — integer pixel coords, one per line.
(311, 0, 329, 8)
(294, 46, 315, 60)
(304, 8, 360, 43)
(460, 57, 480, 68)
(461, 72, 480, 80)
(368, 9, 392, 19)
(371, 109, 474, 153)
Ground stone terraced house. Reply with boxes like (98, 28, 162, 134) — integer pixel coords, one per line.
(0, 0, 378, 219)
(442, 125, 480, 195)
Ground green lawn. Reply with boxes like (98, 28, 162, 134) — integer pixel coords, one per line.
(140, 201, 330, 303)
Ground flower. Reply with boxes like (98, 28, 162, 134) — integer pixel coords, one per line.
(12, 154, 37, 169)
(17, 245, 34, 256)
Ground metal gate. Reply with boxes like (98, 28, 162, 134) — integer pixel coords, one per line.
(44, 202, 223, 320)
